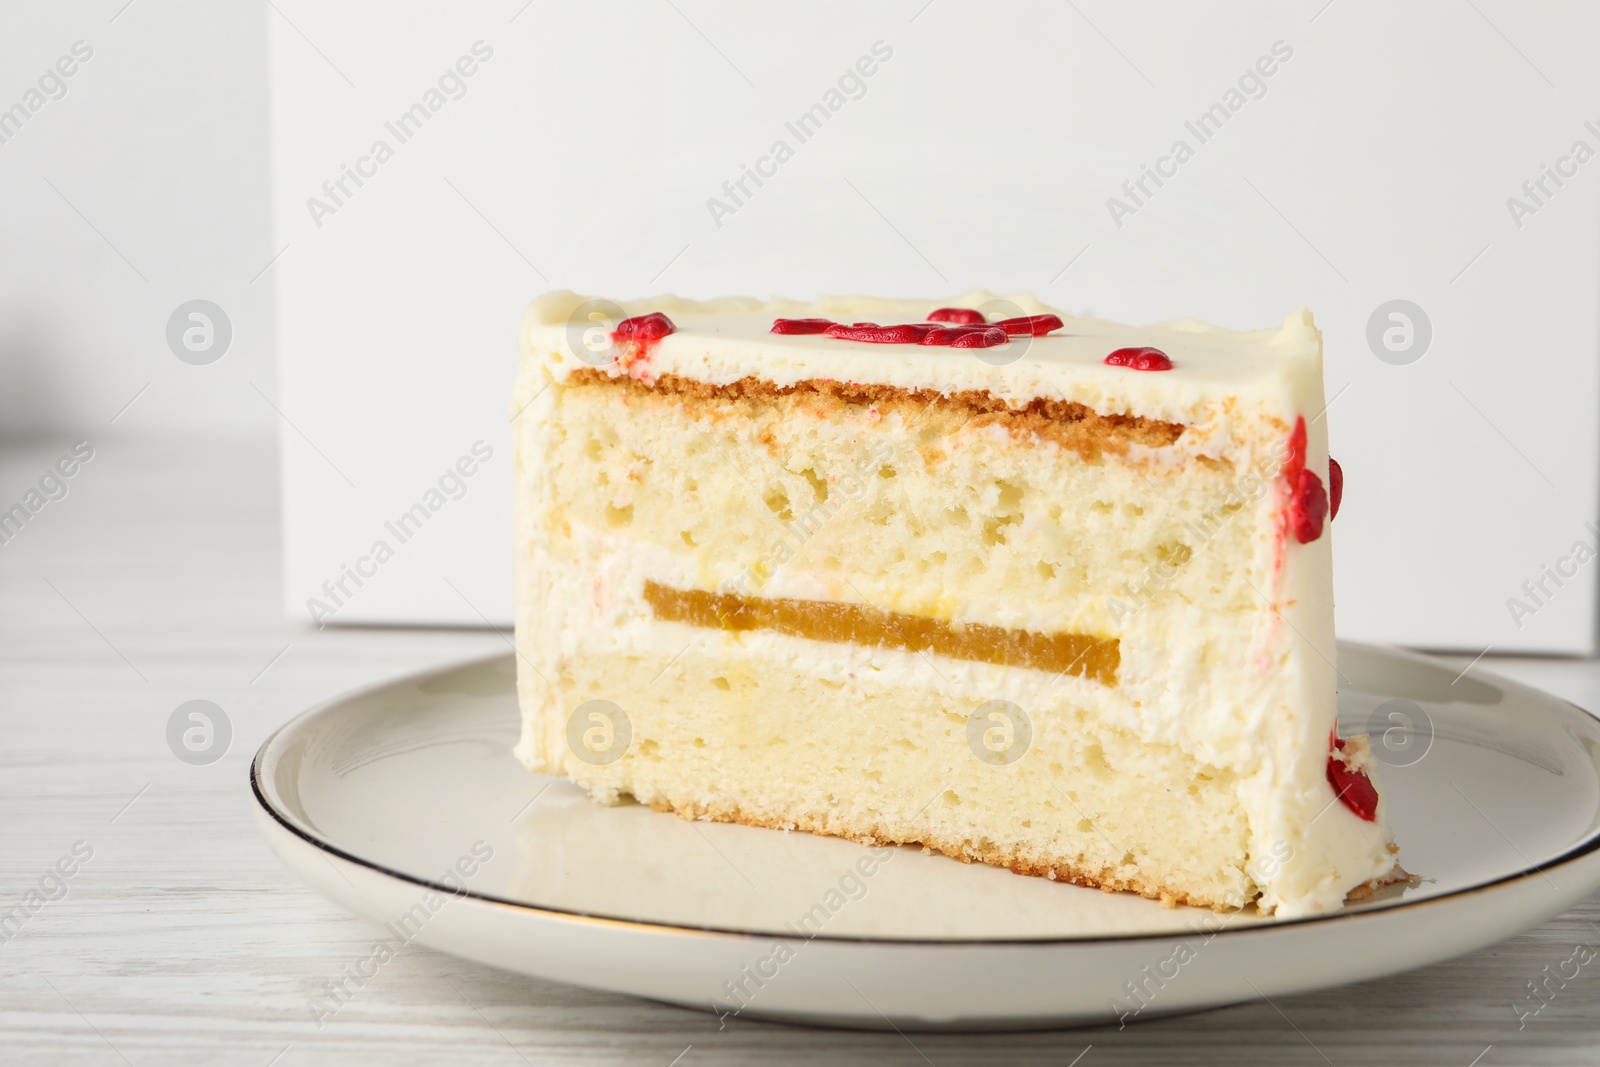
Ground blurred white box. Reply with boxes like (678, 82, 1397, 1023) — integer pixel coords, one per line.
(270, 0, 1599, 652)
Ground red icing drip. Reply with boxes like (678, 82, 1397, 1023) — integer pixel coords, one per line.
(1267, 417, 1307, 580)
(1291, 470, 1328, 544)
(771, 317, 835, 335)
(824, 322, 933, 344)
(1284, 417, 1306, 482)
(612, 312, 675, 342)
(1280, 415, 1325, 544)
(1104, 347, 1173, 371)
(994, 314, 1065, 336)
(1328, 457, 1343, 520)
(928, 308, 986, 325)
(1326, 738, 1380, 822)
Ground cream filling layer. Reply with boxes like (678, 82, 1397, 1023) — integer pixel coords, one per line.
(561, 532, 1280, 775)
(641, 580, 1119, 687)
(520, 531, 1395, 916)
(521, 563, 1394, 916)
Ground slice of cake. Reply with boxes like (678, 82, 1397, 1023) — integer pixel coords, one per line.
(511, 290, 1402, 917)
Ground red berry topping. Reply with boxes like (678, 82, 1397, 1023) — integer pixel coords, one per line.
(1328, 457, 1343, 521)
(928, 308, 986, 325)
(612, 312, 675, 342)
(1291, 470, 1328, 543)
(1278, 417, 1326, 544)
(771, 317, 835, 335)
(994, 314, 1065, 336)
(803, 313, 1051, 347)
(920, 324, 1007, 347)
(1326, 740, 1380, 822)
(824, 322, 933, 344)
(1104, 346, 1174, 371)
(949, 327, 1009, 348)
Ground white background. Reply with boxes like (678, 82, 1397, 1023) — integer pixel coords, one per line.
(6, 0, 1599, 654)
(0, 2, 277, 437)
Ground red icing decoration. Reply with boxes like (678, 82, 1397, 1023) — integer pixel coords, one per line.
(1104, 347, 1174, 371)
(950, 327, 1009, 348)
(1284, 416, 1307, 483)
(613, 312, 675, 342)
(1291, 470, 1328, 544)
(824, 322, 933, 344)
(781, 311, 1062, 347)
(994, 314, 1065, 336)
(1328, 457, 1343, 521)
(920, 324, 1007, 348)
(771, 317, 835, 335)
(1326, 738, 1380, 822)
(1282, 416, 1326, 544)
(928, 308, 986, 325)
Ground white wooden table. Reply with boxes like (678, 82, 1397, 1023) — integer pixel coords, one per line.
(3, 436, 1597, 1066)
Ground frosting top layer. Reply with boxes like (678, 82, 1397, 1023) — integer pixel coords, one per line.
(522, 290, 1323, 428)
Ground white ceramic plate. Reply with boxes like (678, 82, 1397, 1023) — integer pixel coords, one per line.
(252, 643, 1600, 1030)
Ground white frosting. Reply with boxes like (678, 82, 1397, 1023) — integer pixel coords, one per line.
(522, 289, 1321, 435)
